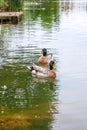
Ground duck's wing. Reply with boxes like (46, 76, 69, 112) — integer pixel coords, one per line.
(27, 65, 48, 78)
(32, 64, 48, 74)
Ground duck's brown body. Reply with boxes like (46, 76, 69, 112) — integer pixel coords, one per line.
(38, 54, 52, 64)
(38, 57, 48, 64)
(48, 70, 56, 78)
(38, 48, 52, 64)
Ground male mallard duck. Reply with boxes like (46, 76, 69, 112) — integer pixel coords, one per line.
(27, 60, 56, 78)
(38, 48, 52, 64)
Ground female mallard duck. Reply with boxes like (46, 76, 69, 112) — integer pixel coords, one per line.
(27, 60, 56, 78)
(38, 48, 52, 64)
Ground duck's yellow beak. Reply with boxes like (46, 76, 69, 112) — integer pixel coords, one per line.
(53, 65, 56, 69)
(40, 50, 43, 54)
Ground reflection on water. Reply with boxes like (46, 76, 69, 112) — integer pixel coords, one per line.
(0, 0, 87, 129)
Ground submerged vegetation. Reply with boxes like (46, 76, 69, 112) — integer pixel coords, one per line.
(0, 102, 55, 129)
(0, 114, 30, 130)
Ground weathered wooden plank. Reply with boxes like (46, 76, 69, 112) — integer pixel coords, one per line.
(0, 12, 23, 24)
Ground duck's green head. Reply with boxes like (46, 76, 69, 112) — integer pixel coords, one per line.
(42, 48, 47, 56)
(49, 60, 56, 70)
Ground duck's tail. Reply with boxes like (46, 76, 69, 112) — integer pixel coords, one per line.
(27, 66, 34, 71)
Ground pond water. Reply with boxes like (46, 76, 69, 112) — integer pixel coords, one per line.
(0, 0, 87, 129)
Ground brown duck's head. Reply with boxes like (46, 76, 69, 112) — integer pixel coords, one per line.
(42, 48, 47, 56)
(49, 60, 55, 70)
